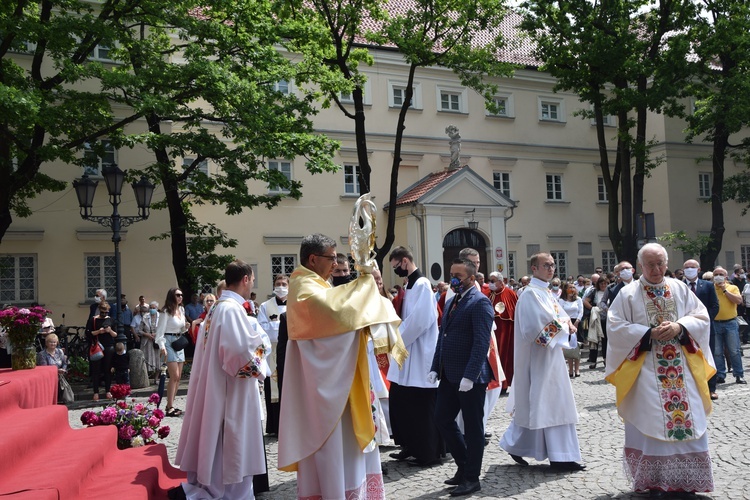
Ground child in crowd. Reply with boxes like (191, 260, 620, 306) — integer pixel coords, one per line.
(112, 342, 130, 385)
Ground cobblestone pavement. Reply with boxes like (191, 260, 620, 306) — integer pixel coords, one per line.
(68, 355, 750, 499)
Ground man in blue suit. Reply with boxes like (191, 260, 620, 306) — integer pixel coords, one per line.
(429, 258, 494, 496)
(683, 259, 720, 399)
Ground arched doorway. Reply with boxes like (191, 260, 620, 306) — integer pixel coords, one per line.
(442, 228, 488, 280)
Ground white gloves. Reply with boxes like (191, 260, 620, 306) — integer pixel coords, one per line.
(427, 371, 438, 384)
(459, 377, 473, 392)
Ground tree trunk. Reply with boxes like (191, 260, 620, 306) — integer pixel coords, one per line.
(702, 129, 728, 270)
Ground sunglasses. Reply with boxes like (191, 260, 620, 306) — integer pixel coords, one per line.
(175, 293, 183, 297)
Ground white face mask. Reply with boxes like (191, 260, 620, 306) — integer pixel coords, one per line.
(94, 296, 102, 304)
(488, 282, 497, 291)
(274, 286, 288, 298)
(683, 268, 699, 280)
(620, 269, 634, 281)
(714, 276, 725, 285)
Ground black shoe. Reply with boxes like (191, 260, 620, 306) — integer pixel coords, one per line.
(549, 461, 586, 472)
(500, 387, 507, 395)
(389, 450, 412, 461)
(737, 377, 747, 385)
(167, 486, 187, 500)
(648, 489, 666, 498)
(406, 457, 443, 467)
(450, 480, 481, 496)
(444, 470, 465, 486)
(510, 454, 528, 466)
(484, 431, 492, 438)
(717, 377, 726, 384)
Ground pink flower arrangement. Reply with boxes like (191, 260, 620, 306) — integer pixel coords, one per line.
(80, 384, 171, 449)
(0, 306, 50, 346)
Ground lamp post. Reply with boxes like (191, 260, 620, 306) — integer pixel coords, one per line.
(73, 165, 155, 345)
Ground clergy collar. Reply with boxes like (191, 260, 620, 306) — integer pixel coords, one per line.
(529, 277, 550, 289)
(639, 275, 665, 287)
(406, 268, 422, 289)
(276, 296, 287, 306)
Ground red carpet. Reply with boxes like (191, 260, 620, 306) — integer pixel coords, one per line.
(0, 367, 185, 499)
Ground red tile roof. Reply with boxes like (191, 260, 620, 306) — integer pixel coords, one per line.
(393, 165, 465, 207)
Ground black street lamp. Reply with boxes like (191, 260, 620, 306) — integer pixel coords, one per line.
(73, 165, 155, 345)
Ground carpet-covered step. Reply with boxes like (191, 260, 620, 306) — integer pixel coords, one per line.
(77, 443, 185, 499)
(0, 404, 80, 463)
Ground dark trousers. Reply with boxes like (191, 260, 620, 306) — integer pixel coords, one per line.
(434, 379, 487, 482)
(587, 322, 608, 363)
(91, 345, 115, 394)
(389, 383, 442, 462)
(708, 326, 718, 392)
(264, 377, 280, 435)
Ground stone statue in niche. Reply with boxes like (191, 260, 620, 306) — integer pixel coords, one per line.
(446, 125, 461, 169)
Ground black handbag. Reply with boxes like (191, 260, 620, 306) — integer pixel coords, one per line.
(170, 334, 189, 352)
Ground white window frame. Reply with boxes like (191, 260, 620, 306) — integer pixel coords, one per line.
(546, 173, 564, 201)
(339, 80, 372, 105)
(273, 79, 291, 95)
(437, 86, 467, 113)
(89, 43, 115, 62)
(0, 254, 37, 304)
(597, 176, 608, 202)
(493, 171, 512, 198)
(602, 250, 617, 273)
(388, 80, 422, 109)
(741, 245, 750, 271)
(538, 96, 565, 123)
(268, 159, 293, 193)
(550, 251, 567, 279)
(698, 172, 712, 199)
(271, 255, 296, 285)
(85, 254, 116, 302)
(83, 139, 116, 177)
(344, 164, 361, 195)
(486, 93, 514, 118)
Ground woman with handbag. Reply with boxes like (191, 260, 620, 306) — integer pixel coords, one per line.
(138, 301, 161, 379)
(86, 301, 117, 401)
(155, 288, 189, 417)
(36, 333, 73, 403)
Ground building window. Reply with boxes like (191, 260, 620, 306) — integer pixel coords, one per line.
(602, 251, 617, 273)
(493, 171, 511, 198)
(507, 252, 516, 280)
(340, 91, 354, 103)
(550, 251, 567, 279)
(271, 255, 296, 284)
(182, 157, 209, 189)
(268, 160, 292, 193)
(698, 172, 712, 199)
(597, 177, 608, 202)
(388, 81, 421, 109)
(83, 140, 116, 177)
(274, 79, 290, 95)
(0, 255, 37, 303)
(437, 86, 467, 113)
(546, 174, 563, 201)
(85, 255, 116, 301)
(344, 164, 360, 195)
(487, 94, 515, 118)
(741, 245, 750, 271)
(89, 44, 114, 62)
(539, 97, 565, 122)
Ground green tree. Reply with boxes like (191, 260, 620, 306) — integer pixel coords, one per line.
(1, 0, 341, 295)
(686, 0, 750, 270)
(282, 0, 514, 268)
(520, 0, 696, 264)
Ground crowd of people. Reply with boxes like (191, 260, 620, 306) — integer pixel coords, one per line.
(3, 237, 748, 499)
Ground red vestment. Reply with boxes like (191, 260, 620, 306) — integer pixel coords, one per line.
(489, 286, 517, 389)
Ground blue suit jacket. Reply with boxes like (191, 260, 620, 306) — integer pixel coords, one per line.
(430, 286, 494, 385)
(686, 278, 719, 333)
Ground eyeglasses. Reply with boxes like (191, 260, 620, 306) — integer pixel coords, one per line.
(314, 254, 337, 261)
(539, 263, 556, 270)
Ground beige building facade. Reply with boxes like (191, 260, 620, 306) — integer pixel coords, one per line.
(2, 45, 748, 328)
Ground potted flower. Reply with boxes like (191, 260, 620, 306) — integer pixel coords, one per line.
(0, 305, 50, 370)
(80, 384, 171, 450)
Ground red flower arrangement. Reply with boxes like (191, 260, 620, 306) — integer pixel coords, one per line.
(80, 384, 170, 449)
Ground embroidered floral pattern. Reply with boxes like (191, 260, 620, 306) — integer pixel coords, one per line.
(643, 283, 676, 326)
(536, 319, 563, 347)
(298, 473, 385, 500)
(624, 447, 714, 493)
(656, 341, 693, 441)
(236, 345, 269, 379)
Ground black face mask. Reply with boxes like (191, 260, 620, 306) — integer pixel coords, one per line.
(332, 274, 354, 287)
(393, 264, 409, 278)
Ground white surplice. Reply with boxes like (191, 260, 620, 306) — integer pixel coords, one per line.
(258, 297, 286, 402)
(387, 275, 438, 388)
(500, 277, 581, 462)
(175, 290, 270, 499)
(606, 277, 715, 492)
